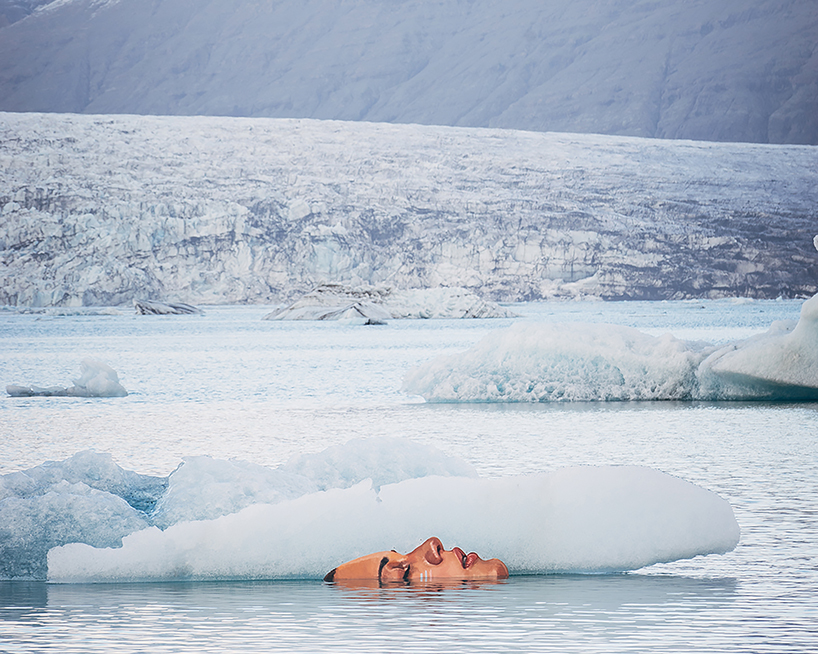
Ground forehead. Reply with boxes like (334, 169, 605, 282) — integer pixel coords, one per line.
(333, 552, 394, 580)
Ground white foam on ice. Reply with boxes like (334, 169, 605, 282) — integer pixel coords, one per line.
(6, 358, 128, 398)
(47, 467, 739, 582)
(404, 293, 818, 402)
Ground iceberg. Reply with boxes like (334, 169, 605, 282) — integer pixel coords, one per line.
(264, 284, 516, 322)
(134, 299, 204, 315)
(697, 293, 818, 400)
(403, 293, 818, 402)
(0, 438, 479, 579)
(47, 467, 739, 582)
(6, 358, 128, 398)
(0, 439, 739, 582)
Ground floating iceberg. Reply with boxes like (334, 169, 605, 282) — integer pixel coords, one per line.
(134, 299, 204, 315)
(264, 284, 516, 322)
(404, 293, 818, 402)
(0, 440, 739, 582)
(6, 359, 128, 398)
(0, 439, 478, 579)
(47, 466, 739, 582)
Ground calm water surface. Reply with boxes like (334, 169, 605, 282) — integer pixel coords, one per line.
(1, 300, 817, 652)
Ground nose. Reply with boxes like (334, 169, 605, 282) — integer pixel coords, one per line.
(421, 537, 444, 565)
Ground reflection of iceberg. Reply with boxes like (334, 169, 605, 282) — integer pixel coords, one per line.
(0, 440, 738, 582)
(404, 294, 818, 402)
(264, 284, 516, 322)
(6, 359, 128, 398)
(134, 299, 204, 315)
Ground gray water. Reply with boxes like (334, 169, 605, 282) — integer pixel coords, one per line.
(1, 300, 817, 652)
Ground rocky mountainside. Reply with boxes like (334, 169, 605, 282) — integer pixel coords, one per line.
(2, 113, 817, 307)
(0, 0, 816, 144)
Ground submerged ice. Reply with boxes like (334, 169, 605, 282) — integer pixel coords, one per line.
(0, 439, 739, 581)
(404, 293, 818, 402)
(6, 359, 128, 398)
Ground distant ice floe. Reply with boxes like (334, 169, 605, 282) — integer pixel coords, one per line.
(0, 439, 738, 581)
(6, 358, 128, 398)
(264, 284, 516, 323)
(134, 299, 204, 315)
(404, 293, 818, 402)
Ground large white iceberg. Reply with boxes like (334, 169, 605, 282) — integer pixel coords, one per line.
(264, 284, 516, 322)
(47, 466, 739, 582)
(404, 293, 818, 402)
(6, 358, 128, 398)
(0, 439, 739, 582)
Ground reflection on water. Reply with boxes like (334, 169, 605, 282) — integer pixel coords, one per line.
(0, 575, 748, 653)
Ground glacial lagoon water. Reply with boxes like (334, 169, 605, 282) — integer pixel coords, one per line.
(1, 299, 817, 652)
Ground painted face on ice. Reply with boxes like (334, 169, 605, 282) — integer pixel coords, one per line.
(324, 537, 509, 584)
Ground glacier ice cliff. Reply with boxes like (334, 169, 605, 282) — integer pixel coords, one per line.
(1, 113, 817, 307)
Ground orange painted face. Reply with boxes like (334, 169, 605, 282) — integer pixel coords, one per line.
(325, 537, 508, 584)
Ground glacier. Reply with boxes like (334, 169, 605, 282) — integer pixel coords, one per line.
(1, 112, 817, 308)
(403, 293, 818, 402)
(5, 358, 128, 398)
(0, 440, 739, 581)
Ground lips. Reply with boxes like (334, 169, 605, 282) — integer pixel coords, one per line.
(453, 547, 467, 568)
(452, 547, 480, 569)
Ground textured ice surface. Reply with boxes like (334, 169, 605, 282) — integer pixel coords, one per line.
(6, 359, 128, 397)
(263, 285, 515, 321)
(47, 467, 739, 582)
(404, 294, 818, 402)
(0, 439, 739, 581)
(0, 438, 479, 579)
(1, 113, 817, 308)
(134, 300, 204, 315)
(0, 451, 161, 579)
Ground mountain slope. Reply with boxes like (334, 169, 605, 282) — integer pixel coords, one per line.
(0, 0, 815, 144)
(1, 113, 816, 307)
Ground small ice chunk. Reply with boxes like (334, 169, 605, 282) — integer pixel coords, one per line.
(6, 359, 128, 398)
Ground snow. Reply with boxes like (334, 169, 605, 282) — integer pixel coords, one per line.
(404, 293, 818, 402)
(1, 113, 816, 307)
(263, 284, 516, 321)
(6, 358, 128, 398)
(0, 439, 739, 581)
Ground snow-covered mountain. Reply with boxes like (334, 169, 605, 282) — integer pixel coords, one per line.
(1, 112, 816, 307)
(0, 0, 815, 144)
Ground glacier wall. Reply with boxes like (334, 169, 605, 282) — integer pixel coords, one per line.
(1, 112, 817, 307)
